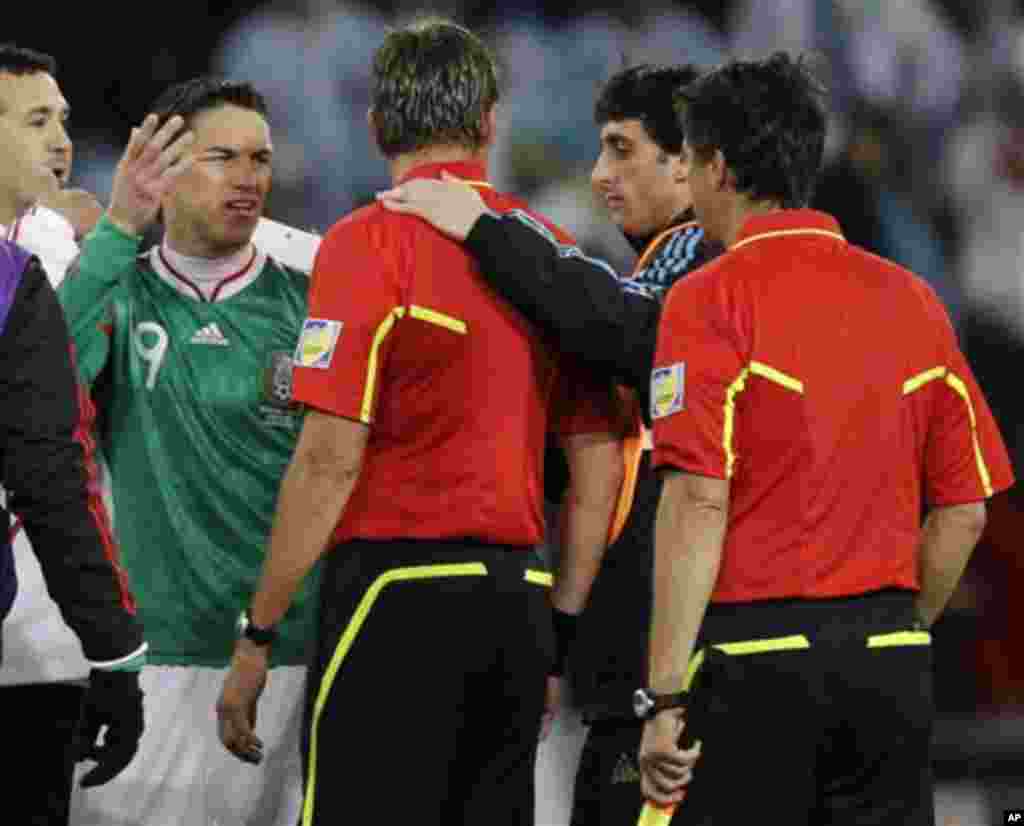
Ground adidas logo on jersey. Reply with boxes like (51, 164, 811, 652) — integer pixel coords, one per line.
(190, 323, 230, 346)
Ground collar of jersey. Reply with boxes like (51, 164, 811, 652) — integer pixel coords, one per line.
(624, 206, 696, 257)
(397, 160, 490, 189)
(149, 244, 266, 303)
(730, 209, 844, 252)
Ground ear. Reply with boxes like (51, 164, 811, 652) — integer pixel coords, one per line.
(711, 149, 731, 192)
(366, 107, 383, 154)
(479, 105, 498, 147)
(669, 151, 687, 184)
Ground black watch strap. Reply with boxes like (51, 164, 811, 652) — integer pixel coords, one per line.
(237, 609, 278, 646)
(633, 688, 688, 720)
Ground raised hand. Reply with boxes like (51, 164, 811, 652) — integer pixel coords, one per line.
(106, 114, 195, 237)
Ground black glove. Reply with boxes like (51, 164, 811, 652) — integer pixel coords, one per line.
(73, 669, 144, 787)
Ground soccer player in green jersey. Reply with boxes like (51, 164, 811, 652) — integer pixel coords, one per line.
(60, 79, 315, 826)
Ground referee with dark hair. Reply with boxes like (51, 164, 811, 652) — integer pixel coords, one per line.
(636, 52, 1014, 825)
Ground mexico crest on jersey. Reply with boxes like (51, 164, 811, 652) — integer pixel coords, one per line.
(260, 350, 302, 429)
(651, 362, 685, 420)
(263, 350, 297, 409)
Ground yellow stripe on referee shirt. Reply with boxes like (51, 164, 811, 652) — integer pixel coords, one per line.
(722, 361, 804, 479)
(749, 361, 804, 394)
(722, 368, 750, 479)
(302, 562, 489, 825)
(409, 304, 468, 335)
(360, 307, 406, 422)
(902, 366, 994, 497)
(945, 372, 994, 497)
(359, 305, 468, 422)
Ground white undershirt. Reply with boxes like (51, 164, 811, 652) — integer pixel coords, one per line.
(151, 240, 266, 303)
(159, 242, 257, 301)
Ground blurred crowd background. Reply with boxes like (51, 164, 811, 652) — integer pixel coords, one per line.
(12, 0, 1024, 822)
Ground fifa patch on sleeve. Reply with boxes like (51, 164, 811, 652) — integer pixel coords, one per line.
(295, 318, 342, 369)
(651, 363, 685, 420)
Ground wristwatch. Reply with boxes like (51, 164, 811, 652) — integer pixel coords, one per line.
(632, 687, 688, 720)
(236, 609, 278, 647)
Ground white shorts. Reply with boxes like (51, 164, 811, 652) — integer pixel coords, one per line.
(69, 664, 305, 826)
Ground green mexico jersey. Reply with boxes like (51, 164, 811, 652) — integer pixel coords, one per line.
(58, 217, 317, 667)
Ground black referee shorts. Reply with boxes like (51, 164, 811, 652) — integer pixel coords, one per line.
(638, 588, 935, 826)
(301, 538, 554, 826)
(571, 718, 645, 826)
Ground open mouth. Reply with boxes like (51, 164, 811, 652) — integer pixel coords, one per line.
(225, 199, 259, 217)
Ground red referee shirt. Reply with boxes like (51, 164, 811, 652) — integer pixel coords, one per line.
(652, 209, 1014, 602)
(293, 161, 618, 548)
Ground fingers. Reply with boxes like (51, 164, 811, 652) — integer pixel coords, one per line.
(72, 714, 101, 763)
(124, 114, 158, 163)
(79, 734, 141, 787)
(641, 773, 687, 807)
(77, 713, 143, 788)
(156, 134, 196, 183)
(123, 114, 194, 179)
(376, 189, 414, 214)
(539, 710, 554, 741)
(217, 698, 264, 764)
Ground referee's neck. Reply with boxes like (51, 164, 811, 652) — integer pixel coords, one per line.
(388, 145, 489, 185)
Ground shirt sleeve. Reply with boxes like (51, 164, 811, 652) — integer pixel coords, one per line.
(651, 274, 747, 479)
(57, 216, 141, 387)
(464, 212, 661, 400)
(292, 218, 403, 424)
(0, 258, 143, 663)
(548, 355, 625, 437)
(923, 308, 1015, 505)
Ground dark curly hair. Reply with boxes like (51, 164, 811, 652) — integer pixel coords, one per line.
(675, 52, 827, 208)
(595, 64, 701, 156)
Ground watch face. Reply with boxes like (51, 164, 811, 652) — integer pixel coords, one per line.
(633, 688, 654, 720)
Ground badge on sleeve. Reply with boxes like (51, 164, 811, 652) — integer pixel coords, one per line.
(295, 318, 343, 369)
(651, 363, 685, 420)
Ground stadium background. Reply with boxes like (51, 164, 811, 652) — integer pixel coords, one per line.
(10, 1, 1024, 823)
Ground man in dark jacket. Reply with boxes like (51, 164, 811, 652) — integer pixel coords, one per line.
(0, 47, 146, 825)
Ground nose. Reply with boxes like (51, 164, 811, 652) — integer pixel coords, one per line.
(231, 158, 267, 193)
(51, 120, 71, 156)
(591, 150, 611, 190)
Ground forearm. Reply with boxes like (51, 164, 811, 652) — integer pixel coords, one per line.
(465, 214, 658, 393)
(915, 502, 987, 627)
(249, 450, 359, 629)
(648, 473, 728, 695)
(551, 434, 622, 614)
